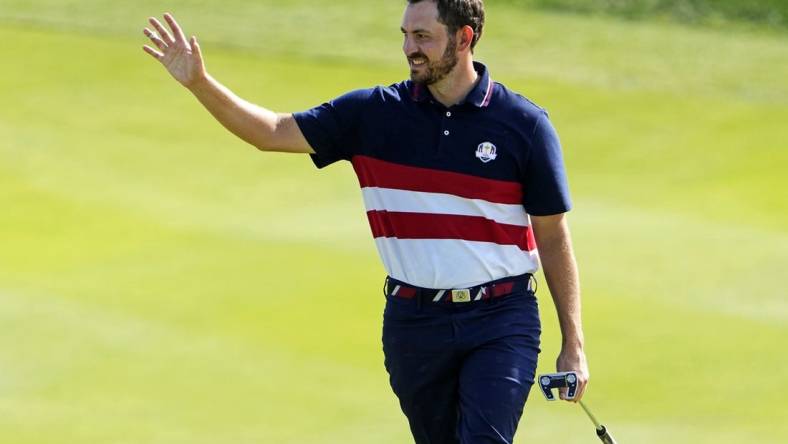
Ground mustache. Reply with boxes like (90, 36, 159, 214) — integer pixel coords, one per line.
(407, 52, 429, 61)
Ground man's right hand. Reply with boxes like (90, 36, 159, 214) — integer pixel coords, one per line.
(143, 13, 206, 88)
(140, 14, 313, 154)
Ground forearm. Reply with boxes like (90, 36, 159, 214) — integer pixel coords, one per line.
(536, 217, 584, 348)
(143, 14, 312, 153)
(532, 213, 588, 399)
(187, 73, 304, 152)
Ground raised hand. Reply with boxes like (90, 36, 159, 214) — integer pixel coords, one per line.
(143, 13, 205, 87)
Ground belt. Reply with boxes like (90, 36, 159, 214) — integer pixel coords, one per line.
(385, 273, 535, 303)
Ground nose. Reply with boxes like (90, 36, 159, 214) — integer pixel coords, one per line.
(403, 35, 417, 57)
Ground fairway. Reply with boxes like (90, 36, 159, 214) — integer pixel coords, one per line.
(1, 1, 787, 443)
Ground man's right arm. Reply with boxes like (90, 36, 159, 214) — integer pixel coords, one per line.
(142, 13, 313, 154)
(187, 74, 314, 154)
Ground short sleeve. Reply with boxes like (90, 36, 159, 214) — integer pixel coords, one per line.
(292, 88, 375, 169)
(522, 112, 572, 216)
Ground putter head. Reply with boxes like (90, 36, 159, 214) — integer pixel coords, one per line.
(538, 371, 578, 401)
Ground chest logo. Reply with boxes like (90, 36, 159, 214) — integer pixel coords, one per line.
(475, 142, 498, 163)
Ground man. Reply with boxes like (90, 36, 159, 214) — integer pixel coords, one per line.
(143, 1, 588, 443)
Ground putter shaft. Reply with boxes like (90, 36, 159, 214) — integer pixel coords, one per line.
(579, 400, 601, 428)
(579, 400, 618, 444)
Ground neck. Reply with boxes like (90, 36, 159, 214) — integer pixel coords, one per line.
(427, 57, 478, 108)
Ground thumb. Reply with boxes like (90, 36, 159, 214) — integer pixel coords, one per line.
(190, 36, 203, 60)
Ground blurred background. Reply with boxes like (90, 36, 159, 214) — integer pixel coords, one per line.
(1, 1, 786, 443)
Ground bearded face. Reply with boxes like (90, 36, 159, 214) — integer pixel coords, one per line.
(407, 33, 459, 85)
(401, 1, 463, 86)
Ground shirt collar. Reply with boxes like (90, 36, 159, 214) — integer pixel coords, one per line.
(464, 61, 495, 108)
(409, 61, 495, 108)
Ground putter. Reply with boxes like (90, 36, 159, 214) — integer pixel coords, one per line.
(538, 372, 619, 444)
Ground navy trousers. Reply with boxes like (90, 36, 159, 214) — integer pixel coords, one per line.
(382, 283, 541, 444)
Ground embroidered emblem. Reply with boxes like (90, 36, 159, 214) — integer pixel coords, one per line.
(475, 142, 497, 163)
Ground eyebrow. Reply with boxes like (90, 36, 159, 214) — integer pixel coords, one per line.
(401, 27, 431, 34)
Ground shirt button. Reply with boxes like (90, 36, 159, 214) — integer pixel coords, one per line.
(443, 130, 450, 136)
(446, 111, 452, 117)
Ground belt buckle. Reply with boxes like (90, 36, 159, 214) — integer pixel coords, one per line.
(451, 289, 471, 303)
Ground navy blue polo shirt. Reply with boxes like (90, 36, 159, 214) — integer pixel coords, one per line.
(294, 62, 571, 289)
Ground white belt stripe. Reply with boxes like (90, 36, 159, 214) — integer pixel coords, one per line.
(433, 290, 446, 302)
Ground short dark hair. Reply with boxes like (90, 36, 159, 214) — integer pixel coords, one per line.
(407, 0, 485, 50)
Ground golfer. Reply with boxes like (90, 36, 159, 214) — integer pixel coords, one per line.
(143, 1, 588, 443)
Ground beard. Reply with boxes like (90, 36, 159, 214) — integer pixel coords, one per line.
(408, 35, 459, 85)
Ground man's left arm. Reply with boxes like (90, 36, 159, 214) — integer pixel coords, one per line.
(531, 213, 589, 402)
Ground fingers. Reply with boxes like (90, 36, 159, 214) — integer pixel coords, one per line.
(143, 28, 167, 51)
(148, 16, 175, 45)
(164, 12, 189, 45)
(142, 45, 163, 60)
(571, 373, 589, 402)
(559, 371, 589, 403)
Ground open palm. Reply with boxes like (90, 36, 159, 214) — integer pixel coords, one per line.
(143, 13, 205, 87)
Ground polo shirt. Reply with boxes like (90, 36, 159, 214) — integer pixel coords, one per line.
(293, 62, 571, 289)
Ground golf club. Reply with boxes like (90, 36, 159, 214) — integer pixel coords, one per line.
(538, 372, 619, 444)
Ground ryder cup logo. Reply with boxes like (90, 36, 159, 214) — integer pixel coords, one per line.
(475, 142, 498, 163)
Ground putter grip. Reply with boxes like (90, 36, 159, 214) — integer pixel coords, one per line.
(596, 425, 618, 444)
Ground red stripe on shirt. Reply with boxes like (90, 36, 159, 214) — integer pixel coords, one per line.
(367, 210, 536, 251)
(352, 155, 522, 205)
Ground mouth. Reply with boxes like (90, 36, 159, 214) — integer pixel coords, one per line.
(408, 57, 427, 68)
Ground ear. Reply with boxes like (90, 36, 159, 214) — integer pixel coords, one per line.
(457, 25, 475, 52)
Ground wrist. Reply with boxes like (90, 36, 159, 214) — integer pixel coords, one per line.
(185, 71, 210, 92)
(561, 335, 585, 350)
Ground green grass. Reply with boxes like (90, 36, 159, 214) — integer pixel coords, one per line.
(1, 1, 787, 443)
(513, 0, 788, 30)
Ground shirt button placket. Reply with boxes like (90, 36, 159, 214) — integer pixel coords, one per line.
(436, 108, 453, 157)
